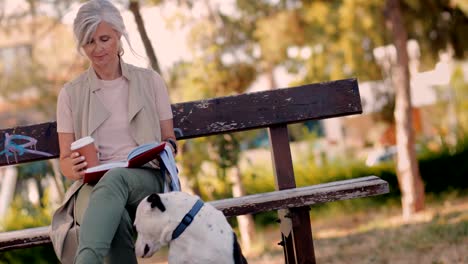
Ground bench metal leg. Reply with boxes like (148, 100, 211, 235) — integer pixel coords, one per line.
(290, 207, 316, 263)
(269, 125, 316, 264)
(281, 233, 295, 263)
(278, 207, 316, 264)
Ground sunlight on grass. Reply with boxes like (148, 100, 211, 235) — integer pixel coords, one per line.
(312, 195, 468, 264)
(247, 193, 468, 264)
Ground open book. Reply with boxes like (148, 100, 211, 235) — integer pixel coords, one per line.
(84, 141, 166, 184)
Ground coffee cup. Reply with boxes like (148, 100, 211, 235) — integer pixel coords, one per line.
(70, 136, 99, 168)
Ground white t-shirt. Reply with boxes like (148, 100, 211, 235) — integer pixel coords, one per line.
(56, 75, 173, 163)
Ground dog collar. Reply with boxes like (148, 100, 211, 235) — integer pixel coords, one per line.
(171, 199, 204, 240)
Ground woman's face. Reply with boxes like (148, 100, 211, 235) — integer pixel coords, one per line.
(82, 21, 120, 68)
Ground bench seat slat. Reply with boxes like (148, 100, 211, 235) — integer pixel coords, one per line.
(0, 226, 51, 252)
(0, 176, 388, 251)
(212, 176, 389, 217)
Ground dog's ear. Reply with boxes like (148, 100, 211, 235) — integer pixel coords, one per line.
(146, 193, 166, 212)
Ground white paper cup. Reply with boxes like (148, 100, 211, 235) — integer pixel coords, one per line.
(71, 136, 99, 168)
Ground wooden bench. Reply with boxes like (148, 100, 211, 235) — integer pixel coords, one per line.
(0, 78, 389, 263)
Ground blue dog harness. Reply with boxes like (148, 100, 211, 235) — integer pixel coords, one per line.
(171, 199, 204, 240)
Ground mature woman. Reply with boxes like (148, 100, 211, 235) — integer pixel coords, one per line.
(50, 0, 177, 263)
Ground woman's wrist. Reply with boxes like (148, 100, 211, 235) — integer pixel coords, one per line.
(164, 138, 178, 155)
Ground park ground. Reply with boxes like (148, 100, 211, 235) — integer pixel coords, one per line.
(140, 193, 468, 264)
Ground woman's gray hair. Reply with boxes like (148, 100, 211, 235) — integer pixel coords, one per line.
(73, 0, 133, 55)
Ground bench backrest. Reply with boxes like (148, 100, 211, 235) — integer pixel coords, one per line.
(0, 78, 360, 167)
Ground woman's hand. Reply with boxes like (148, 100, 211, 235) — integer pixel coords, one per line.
(69, 152, 88, 180)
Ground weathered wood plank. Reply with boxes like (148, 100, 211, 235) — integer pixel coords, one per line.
(0, 78, 360, 167)
(211, 176, 389, 217)
(172, 78, 361, 139)
(0, 226, 50, 251)
(0, 176, 388, 251)
(0, 122, 59, 166)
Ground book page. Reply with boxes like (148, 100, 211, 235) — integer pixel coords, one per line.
(127, 142, 161, 160)
(85, 161, 128, 173)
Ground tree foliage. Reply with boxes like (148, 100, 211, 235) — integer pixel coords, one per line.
(402, 0, 468, 68)
(162, 1, 257, 196)
(0, 1, 87, 123)
(293, 0, 385, 83)
(0, 194, 57, 263)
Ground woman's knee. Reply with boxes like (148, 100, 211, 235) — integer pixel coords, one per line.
(98, 168, 128, 185)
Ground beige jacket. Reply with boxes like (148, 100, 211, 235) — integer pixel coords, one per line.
(50, 59, 165, 263)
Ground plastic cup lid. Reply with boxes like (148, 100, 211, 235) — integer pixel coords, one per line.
(71, 136, 95, 150)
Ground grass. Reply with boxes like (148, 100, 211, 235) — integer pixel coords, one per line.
(250, 193, 468, 264)
(313, 214, 467, 263)
(138, 192, 468, 264)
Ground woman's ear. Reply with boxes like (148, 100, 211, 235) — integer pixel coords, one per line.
(118, 39, 124, 56)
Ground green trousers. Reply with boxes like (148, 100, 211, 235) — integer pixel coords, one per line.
(74, 167, 164, 264)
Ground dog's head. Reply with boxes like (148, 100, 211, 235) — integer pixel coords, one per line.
(134, 193, 171, 258)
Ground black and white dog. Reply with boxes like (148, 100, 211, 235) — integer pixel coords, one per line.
(134, 192, 248, 264)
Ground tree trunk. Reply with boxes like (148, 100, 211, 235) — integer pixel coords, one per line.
(231, 165, 255, 251)
(266, 64, 277, 90)
(128, 1, 161, 74)
(385, 0, 425, 219)
(202, 0, 222, 27)
(0, 167, 18, 218)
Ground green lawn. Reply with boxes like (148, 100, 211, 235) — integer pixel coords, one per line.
(247, 194, 468, 264)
